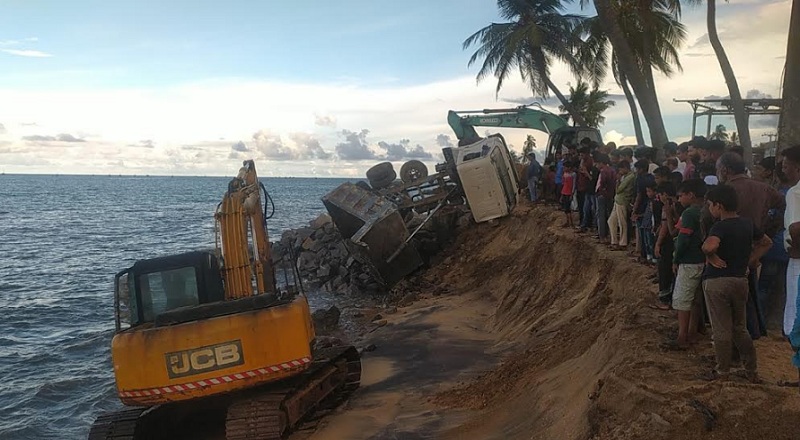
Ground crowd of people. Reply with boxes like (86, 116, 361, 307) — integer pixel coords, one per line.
(524, 137, 800, 384)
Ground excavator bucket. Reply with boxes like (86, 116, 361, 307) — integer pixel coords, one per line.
(322, 182, 423, 287)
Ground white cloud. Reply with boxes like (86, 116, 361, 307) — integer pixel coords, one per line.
(0, 49, 52, 58)
(0, 1, 790, 175)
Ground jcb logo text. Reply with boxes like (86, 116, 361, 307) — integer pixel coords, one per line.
(165, 340, 245, 379)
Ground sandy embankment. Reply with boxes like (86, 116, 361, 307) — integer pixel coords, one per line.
(296, 204, 800, 440)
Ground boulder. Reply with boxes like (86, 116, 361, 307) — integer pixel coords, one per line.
(317, 264, 332, 279)
(310, 213, 332, 229)
(312, 305, 341, 332)
(302, 237, 316, 251)
(313, 335, 343, 350)
(310, 240, 325, 253)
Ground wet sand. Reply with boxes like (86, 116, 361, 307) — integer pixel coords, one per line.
(292, 292, 508, 440)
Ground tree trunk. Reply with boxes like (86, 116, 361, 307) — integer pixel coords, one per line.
(543, 75, 588, 127)
(707, 0, 753, 166)
(593, 0, 669, 149)
(778, 0, 800, 152)
(620, 71, 645, 145)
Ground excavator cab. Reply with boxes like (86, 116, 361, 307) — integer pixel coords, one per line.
(114, 251, 225, 331)
(544, 127, 603, 161)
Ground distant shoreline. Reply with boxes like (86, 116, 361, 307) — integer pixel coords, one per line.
(0, 173, 358, 179)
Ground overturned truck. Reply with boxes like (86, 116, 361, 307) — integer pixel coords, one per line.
(321, 132, 519, 289)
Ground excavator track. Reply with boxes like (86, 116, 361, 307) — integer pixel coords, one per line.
(89, 345, 360, 440)
(88, 408, 149, 440)
(226, 345, 361, 440)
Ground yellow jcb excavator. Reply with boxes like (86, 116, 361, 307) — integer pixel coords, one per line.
(89, 160, 360, 440)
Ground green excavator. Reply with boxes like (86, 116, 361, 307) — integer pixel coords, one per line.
(446, 104, 602, 160)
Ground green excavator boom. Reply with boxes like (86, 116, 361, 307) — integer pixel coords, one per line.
(447, 105, 569, 145)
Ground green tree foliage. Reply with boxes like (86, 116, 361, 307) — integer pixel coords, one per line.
(558, 80, 616, 127)
(464, 0, 588, 125)
(710, 124, 729, 142)
(522, 135, 537, 161)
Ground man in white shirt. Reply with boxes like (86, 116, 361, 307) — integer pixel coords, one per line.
(780, 145, 800, 374)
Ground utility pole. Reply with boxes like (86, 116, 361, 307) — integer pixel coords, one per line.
(764, 133, 777, 143)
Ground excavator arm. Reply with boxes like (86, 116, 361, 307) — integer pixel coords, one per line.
(447, 104, 568, 146)
(215, 160, 276, 299)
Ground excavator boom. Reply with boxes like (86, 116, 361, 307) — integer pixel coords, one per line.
(447, 104, 603, 161)
(447, 105, 568, 145)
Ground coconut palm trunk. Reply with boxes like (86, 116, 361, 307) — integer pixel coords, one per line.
(620, 71, 645, 145)
(707, 0, 753, 164)
(543, 74, 587, 126)
(592, 0, 669, 148)
(778, 0, 800, 152)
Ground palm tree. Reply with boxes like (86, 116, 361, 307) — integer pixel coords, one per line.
(576, 4, 685, 145)
(614, 59, 645, 145)
(589, 0, 678, 148)
(464, 0, 588, 126)
(730, 131, 739, 146)
(703, 0, 753, 164)
(778, 0, 800, 152)
(559, 80, 616, 127)
(522, 134, 537, 159)
(710, 124, 729, 142)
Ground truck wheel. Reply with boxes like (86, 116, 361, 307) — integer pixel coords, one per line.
(366, 162, 394, 182)
(400, 160, 428, 183)
(369, 172, 396, 190)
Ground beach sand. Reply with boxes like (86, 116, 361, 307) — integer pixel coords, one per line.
(293, 203, 800, 440)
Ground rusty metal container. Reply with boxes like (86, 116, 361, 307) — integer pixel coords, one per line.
(322, 182, 422, 286)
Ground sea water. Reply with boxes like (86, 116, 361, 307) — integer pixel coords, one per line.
(0, 174, 350, 439)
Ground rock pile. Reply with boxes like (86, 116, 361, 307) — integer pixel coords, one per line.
(271, 205, 472, 297)
(271, 213, 383, 295)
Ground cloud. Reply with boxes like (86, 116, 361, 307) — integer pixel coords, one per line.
(134, 139, 155, 148)
(56, 133, 84, 142)
(603, 130, 639, 147)
(690, 2, 789, 50)
(0, 37, 38, 46)
(335, 129, 377, 160)
(690, 33, 710, 49)
(22, 133, 85, 142)
(750, 115, 779, 129)
(289, 132, 332, 160)
(314, 114, 337, 128)
(231, 140, 249, 152)
(251, 130, 297, 160)
(436, 133, 454, 148)
(377, 139, 433, 160)
(746, 89, 773, 99)
(1, 49, 52, 58)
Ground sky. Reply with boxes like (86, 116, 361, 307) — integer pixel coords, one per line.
(0, 0, 793, 177)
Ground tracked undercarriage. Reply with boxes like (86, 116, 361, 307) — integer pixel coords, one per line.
(89, 346, 360, 440)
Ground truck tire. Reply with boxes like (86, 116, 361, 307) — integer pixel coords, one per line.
(369, 172, 396, 190)
(366, 162, 394, 182)
(400, 160, 428, 183)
